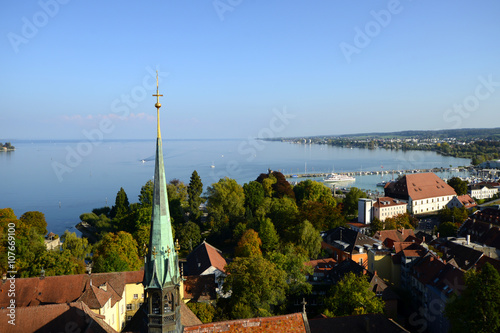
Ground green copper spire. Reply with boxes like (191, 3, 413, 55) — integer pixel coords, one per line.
(144, 72, 180, 290)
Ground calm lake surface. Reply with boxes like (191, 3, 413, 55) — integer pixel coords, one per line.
(0, 139, 470, 235)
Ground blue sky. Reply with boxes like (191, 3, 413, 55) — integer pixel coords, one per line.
(1, 0, 500, 140)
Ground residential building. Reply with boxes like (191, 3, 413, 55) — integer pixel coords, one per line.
(384, 172, 457, 214)
(372, 197, 407, 222)
(469, 182, 499, 200)
(447, 194, 477, 209)
(321, 227, 381, 268)
(373, 229, 416, 248)
(0, 271, 144, 332)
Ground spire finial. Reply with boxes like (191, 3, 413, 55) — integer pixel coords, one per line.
(152, 70, 163, 138)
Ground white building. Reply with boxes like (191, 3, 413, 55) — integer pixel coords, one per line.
(373, 197, 408, 221)
(358, 198, 373, 224)
(469, 183, 499, 200)
(384, 172, 457, 215)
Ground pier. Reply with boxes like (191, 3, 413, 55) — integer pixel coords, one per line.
(283, 166, 470, 179)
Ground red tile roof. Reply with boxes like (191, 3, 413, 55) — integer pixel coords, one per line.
(305, 258, 337, 274)
(374, 229, 415, 248)
(0, 302, 117, 333)
(184, 313, 309, 333)
(456, 194, 477, 208)
(0, 271, 141, 309)
(185, 241, 228, 276)
(385, 172, 456, 200)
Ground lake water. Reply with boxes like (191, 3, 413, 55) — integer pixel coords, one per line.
(0, 139, 470, 235)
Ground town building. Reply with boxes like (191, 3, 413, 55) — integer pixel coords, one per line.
(372, 197, 407, 222)
(469, 182, 499, 200)
(384, 172, 457, 214)
(0, 271, 144, 332)
(447, 194, 477, 209)
(321, 227, 382, 268)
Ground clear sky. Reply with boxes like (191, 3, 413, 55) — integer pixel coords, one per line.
(1, 0, 500, 140)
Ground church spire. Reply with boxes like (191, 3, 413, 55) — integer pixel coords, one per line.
(143, 72, 182, 332)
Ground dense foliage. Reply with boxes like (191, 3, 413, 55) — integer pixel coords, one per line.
(445, 263, 500, 333)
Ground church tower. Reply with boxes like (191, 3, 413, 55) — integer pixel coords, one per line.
(143, 72, 182, 333)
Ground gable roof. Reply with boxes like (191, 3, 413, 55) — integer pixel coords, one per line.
(455, 194, 477, 208)
(385, 172, 456, 200)
(374, 229, 416, 248)
(0, 302, 117, 333)
(184, 241, 228, 276)
(184, 313, 309, 333)
(0, 271, 141, 309)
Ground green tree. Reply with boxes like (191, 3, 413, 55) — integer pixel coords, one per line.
(110, 187, 130, 218)
(292, 220, 322, 259)
(139, 180, 154, 207)
(384, 213, 417, 230)
(19, 211, 47, 235)
(256, 171, 295, 199)
(267, 197, 299, 239)
(243, 181, 265, 215)
(186, 302, 216, 324)
(61, 231, 91, 261)
(134, 224, 151, 257)
(221, 256, 287, 319)
(92, 231, 142, 272)
(259, 218, 280, 254)
(167, 179, 188, 224)
(187, 170, 204, 221)
(299, 201, 345, 231)
(448, 177, 469, 196)
(438, 221, 458, 238)
(207, 177, 245, 227)
(268, 244, 313, 297)
(343, 187, 367, 216)
(445, 263, 500, 333)
(323, 272, 384, 317)
(235, 229, 262, 258)
(369, 217, 383, 236)
(293, 180, 336, 207)
(178, 221, 201, 252)
(438, 207, 469, 225)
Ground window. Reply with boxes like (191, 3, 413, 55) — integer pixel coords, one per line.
(121, 305, 124, 314)
(359, 258, 363, 265)
(127, 304, 133, 311)
(133, 294, 138, 299)
(142, 293, 144, 299)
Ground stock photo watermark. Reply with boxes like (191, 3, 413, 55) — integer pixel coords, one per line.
(213, 0, 243, 21)
(5, 221, 17, 326)
(51, 66, 168, 182)
(443, 75, 499, 129)
(6, 0, 71, 54)
(209, 106, 295, 182)
(339, 0, 408, 64)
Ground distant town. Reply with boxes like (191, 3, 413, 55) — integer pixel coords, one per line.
(267, 127, 500, 166)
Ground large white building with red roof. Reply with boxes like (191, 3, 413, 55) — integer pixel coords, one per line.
(384, 172, 457, 215)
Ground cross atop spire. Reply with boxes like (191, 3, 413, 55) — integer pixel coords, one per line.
(152, 71, 163, 139)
